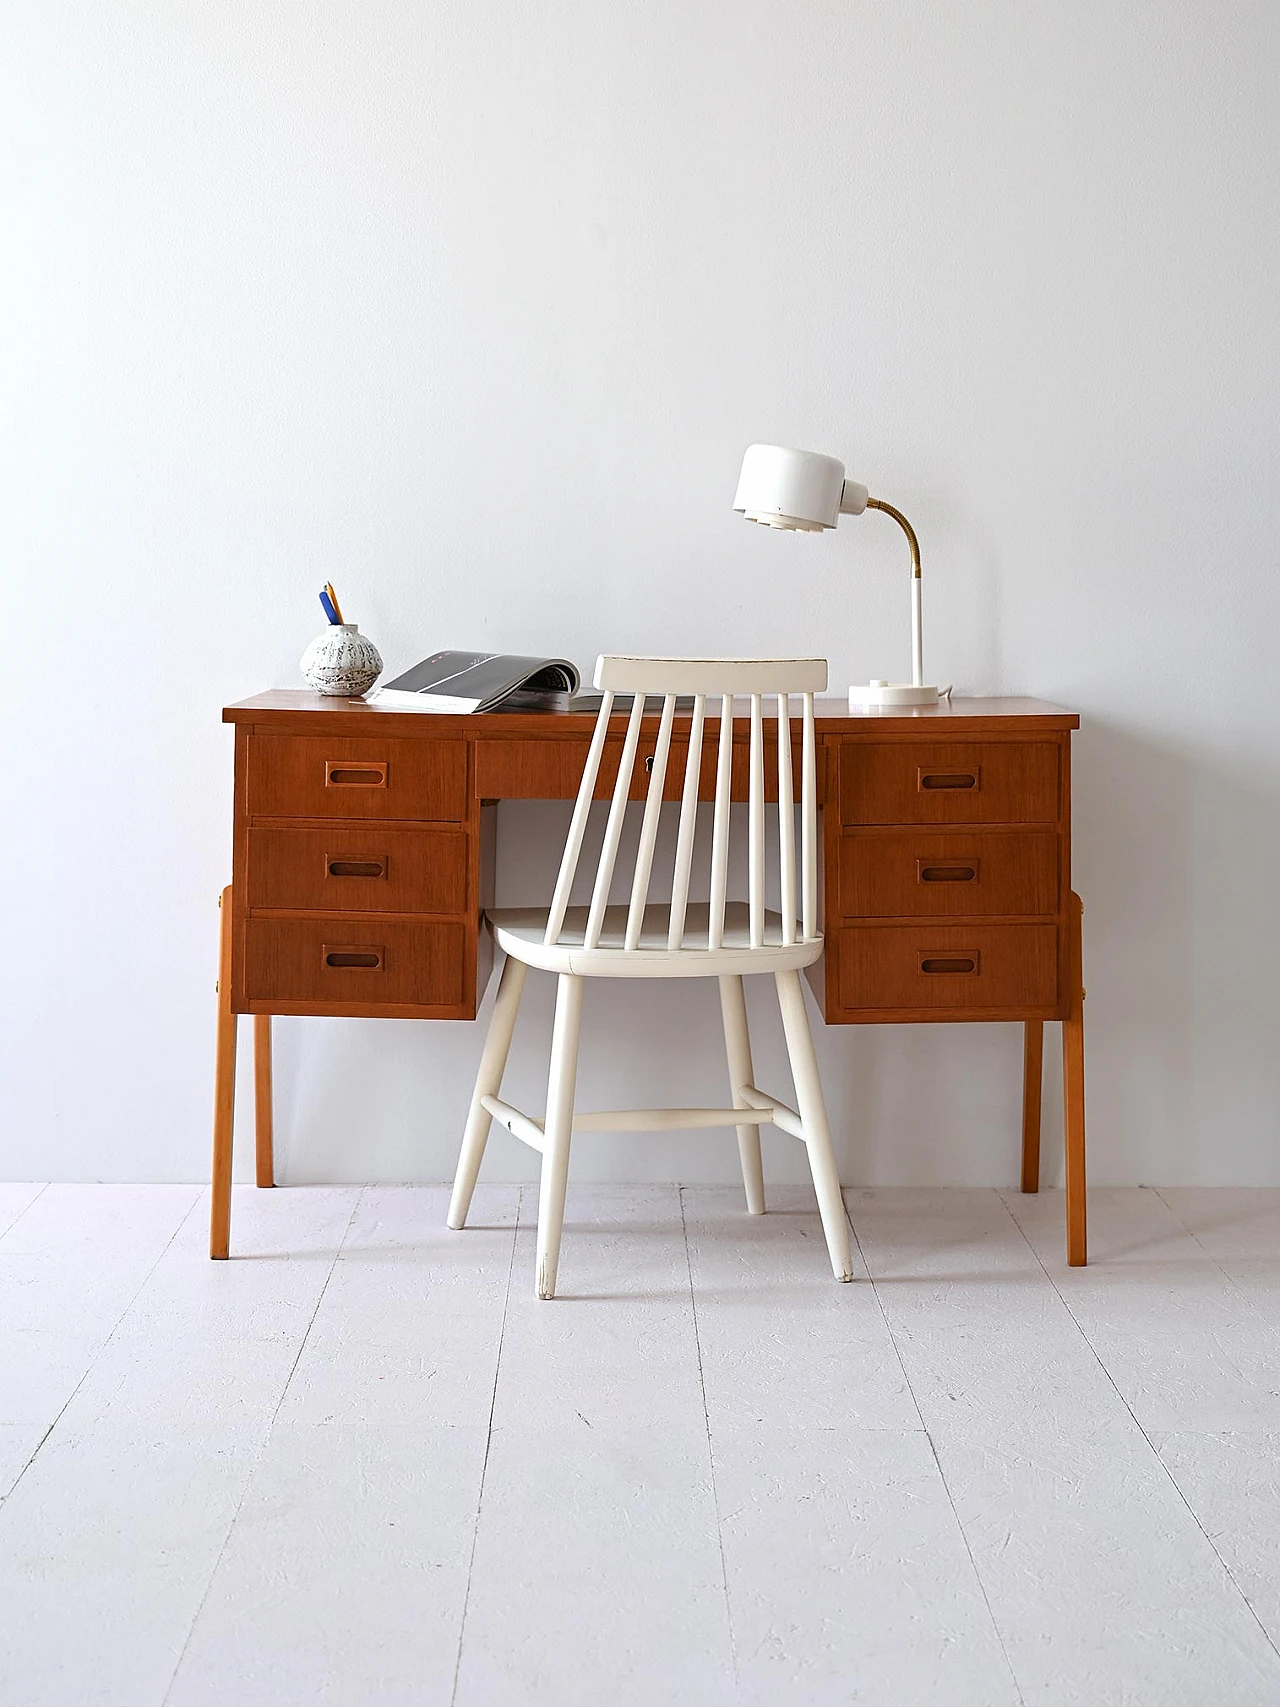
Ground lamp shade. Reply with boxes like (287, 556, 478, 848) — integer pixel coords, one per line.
(733, 444, 869, 531)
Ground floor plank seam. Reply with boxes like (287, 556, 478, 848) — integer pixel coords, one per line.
(678, 1185, 739, 1694)
(0, 1185, 203, 1518)
(998, 1187, 1280, 1669)
(0, 1182, 50, 1246)
(1149, 1185, 1280, 1349)
(449, 1183, 521, 1707)
(158, 1184, 367, 1707)
(920, 1428, 1029, 1707)
(846, 1192, 1029, 1707)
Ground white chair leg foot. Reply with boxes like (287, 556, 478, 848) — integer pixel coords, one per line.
(535, 973, 584, 1300)
(775, 969, 853, 1282)
(719, 974, 765, 1214)
(448, 955, 528, 1229)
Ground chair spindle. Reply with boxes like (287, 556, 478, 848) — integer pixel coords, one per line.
(777, 693, 795, 945)
(707, 692, 734, 951)
(667, 693, 706, 950)
(545, 689, 614, 947)
(584, 693, 646, 950)
(802, 690, 816, 939)
(748, 692, 764, 949)
(625, 692, 677, 949)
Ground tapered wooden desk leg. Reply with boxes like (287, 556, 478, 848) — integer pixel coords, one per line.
(210, 885, 237, 1259)
(1021, 1020, 1044, 1193)
(254, 1016, 274, 1187)
(1063, 893, 1087, 1266)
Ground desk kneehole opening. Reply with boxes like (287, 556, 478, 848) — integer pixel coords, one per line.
(323, 945, 385, 971)
(918, 951, 980, 976)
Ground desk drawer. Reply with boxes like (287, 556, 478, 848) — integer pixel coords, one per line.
(246, 826, 468, 915)
(837, 830, 1059, 918)
(836, 923, 1057, 1011)
(248, 734, 467, 822)
(475, 731, 806, 802)
(476, 738, 697, 801)
(839, 742, 1059, 826)
(244, 917, 467, 1007)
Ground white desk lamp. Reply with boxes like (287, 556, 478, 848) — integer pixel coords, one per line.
(733, 443, 943, 708)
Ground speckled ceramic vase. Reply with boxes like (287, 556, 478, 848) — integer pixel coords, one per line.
(300, 623, 383, 697)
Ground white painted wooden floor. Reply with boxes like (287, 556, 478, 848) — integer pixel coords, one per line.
(3, 1184, 1280, 1705)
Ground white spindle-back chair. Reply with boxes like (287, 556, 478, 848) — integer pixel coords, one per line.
(447, 656, 853, 1298)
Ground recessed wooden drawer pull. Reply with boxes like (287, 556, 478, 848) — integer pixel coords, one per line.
(919, 863, 977, 884)
(327, 859, 386, 879)
(919, 771, 978, 791)
(325, 761, 388, 788)
(919, 954, 979, 975)
(323, 946, 384, 970)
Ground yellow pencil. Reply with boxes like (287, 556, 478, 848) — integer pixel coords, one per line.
(325, 582, 345, 623)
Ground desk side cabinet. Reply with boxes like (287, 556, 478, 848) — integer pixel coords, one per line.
(213, 695, 1085, 1267)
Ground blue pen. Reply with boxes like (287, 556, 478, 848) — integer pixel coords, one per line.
(319, 588, 340, 624)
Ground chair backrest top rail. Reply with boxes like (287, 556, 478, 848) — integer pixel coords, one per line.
(594, 656, 827, 696)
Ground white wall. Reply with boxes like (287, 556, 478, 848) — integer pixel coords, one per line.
(3, 1, 1278, 1187)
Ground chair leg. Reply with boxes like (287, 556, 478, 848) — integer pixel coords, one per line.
(1021, 1019, 1043, 1193)
(448, 955, 528, 1230)
(535, 973, 584, 1300)
(774, 969, 853, 1283)
(1063, 893, 1087, 1266)
(210, 886, 237, 1260)
(719, 974, 765, 1215)
(254, 1015, 275, 1188)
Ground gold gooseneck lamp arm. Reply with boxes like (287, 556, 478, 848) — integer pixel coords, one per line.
(864, 497, 923, 689)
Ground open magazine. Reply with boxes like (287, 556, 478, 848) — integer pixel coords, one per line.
(368, 651, 580, 714)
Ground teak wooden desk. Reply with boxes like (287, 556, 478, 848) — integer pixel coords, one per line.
(213, 693, 1086, 1264)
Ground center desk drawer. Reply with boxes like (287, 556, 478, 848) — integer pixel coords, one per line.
(839, 741, 1059, 826)
(246, 826, 468, 914)
(245, 918, 467, 1007)
(475, 732, 807, 802)
(836, 923, 1058, 1011)
(248, 734, 467, 822)
(838, 830, 1059, 917)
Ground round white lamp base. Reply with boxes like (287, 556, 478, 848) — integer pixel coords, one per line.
(848, 680, 943, 709)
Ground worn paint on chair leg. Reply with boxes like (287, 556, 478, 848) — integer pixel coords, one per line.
(1021, 1019, 1043, 1194)
(254, 1015, 274, 1188)
(449, 955, 528, 1230)
(1063, 893, 1087, 1266)
(210, 886, 237, 1260)
(719, 974, 765, 1214)
(536, 974, 584, 1300)
(774, 969, 853, 1283)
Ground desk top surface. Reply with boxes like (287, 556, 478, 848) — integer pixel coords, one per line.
(225, 692, 1079, 735)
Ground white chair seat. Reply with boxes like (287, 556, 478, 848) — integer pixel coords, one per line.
(488, 902, 823, 978)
